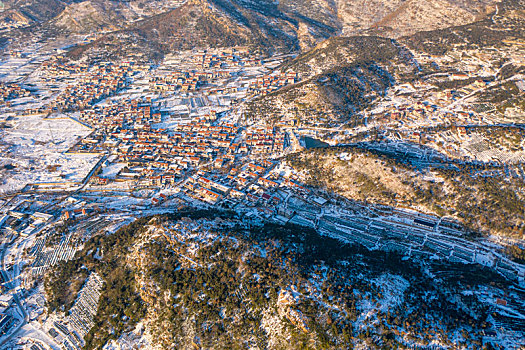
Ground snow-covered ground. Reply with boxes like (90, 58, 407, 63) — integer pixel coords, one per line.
(103, 322, 156, 350)
(100, 162, 127, 179)
(356, 273, 409, 329)
(0, 114, 99, 193)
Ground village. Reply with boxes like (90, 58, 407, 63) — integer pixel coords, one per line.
(0, 34, 524, 349)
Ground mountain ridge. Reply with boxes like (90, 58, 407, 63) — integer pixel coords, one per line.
(1, 0, 506, 60)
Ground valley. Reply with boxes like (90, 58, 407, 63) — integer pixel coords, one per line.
(0, 0, 524, 349)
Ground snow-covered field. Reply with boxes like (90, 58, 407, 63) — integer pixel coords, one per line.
(0, 57, 36, 82)
(0, 114, 99, 193)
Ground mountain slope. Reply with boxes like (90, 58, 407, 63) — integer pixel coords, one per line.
(1, 0, 505, 59)
(337, 0, 498, 37)
(245, 0, 523, 128)
(287, 145, 525, 237)
(50, 0, 141, 33)
(401, 0, 525, 54)
(246, 36, 404, 127)
(45, 210, 511, 349)
(64, 0, 341, 60)
(5, 0, 67, 22)
(246, 63, 396, 128)
(281, 36, 401, 78)
(65, 0, 260, 61)
(0, 0, 67, 31)
(279, 0, 498, 38)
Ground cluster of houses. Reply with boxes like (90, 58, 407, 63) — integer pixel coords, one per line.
(245, 126, 287, 154)
(191, 47, 260, 69)
(79, 98, 161, 133)
(0, 82, 30, 106)
(1, 210, 53, 237)
(47, 62, 132, 112)
(75, 97, 289, 187)
(13, 60, 151, 115)
(149, 69, 230, 92)
(150, 49, 297, 99)
(182, 160, 310, 211)
(247, 72, 298, 97)
(40, 57, 89, 79)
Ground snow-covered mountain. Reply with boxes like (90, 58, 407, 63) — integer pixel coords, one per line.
(0, 0, 503, 58)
